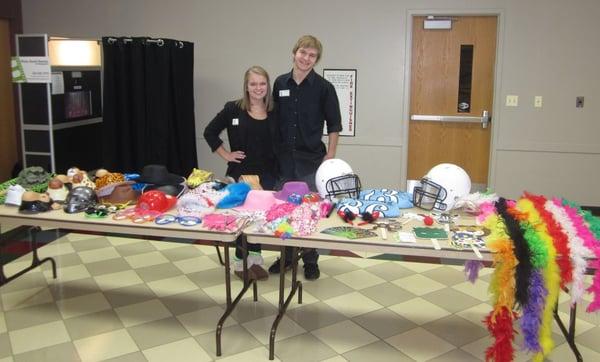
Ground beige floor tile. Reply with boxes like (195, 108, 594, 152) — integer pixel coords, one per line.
(0, 270, 47, 293)
(186, 267, 231, 289)
(63, 309, 124, 340)
(0, 357, 13, 362)
(8, 320, 70, 354)
(74, 328, 139, 361)
(47, 277, 101, 301)
(124, 251, 170, 269)
(64, 232, 97, 242)
(342, 340, 414, 361)
(44, 264, 90, 283)
(194, 324, 262, 359)
(388, 297, 451, 325)
(311, 320, 378, 354)
(37, 241, 76, 258)
(400, 261, 443, 273)
(0, 313, 5, 333)
(78, 246, 121, 264)
(320, 356, 348, 362)
(242, 315, 305, 344)
(229, 298, 279, 324)
(318, 258, 361, 276)
(94, 270, 144, 291)
(114, 241, 157, 257)
(84, 257, 133, 277)
(56, 291, 111, 319)
(261, 287, 319, 310)
(11, 341, 80, 362)
(107, 236, 146, 246)
(149, 240, 188, 250)
(324, 292, 383, 318)
(176, 305, 236, 336)
(363, 261, 415, 281)
(359, 282, 416, 307)
(201, 280, 244, 305)
(135, 262, 184, 283)
(553, 310, 595, 336)
(334, 269, 386, 290)
(160, 289, 216, 315)
(1, 287, 53, 311)
(4, 302, 61, 331)
(576, 326, 600, 353)
(427, 348, 482, 362)
(71, 236, 112, 251)
(452, 280, 490, 301)
(352, 308, 417, 339)
(115, 299, 172, 327)
(173, 255, 220, 274)
(159, 245, 205, 262)
(421, 287, 482, 313)
(385, 327, 455, 361)
(423, 265, 471, 286)
(126, 316, 190, 350)
(301, 277, 354, 301)
(460, 336, 531, 362)
(549, 342, 600, 361)
(286, 302, 349, 332)
(142, 337, 212, 362)
(344, 256, 388, 268)
(146, 275, 199, 298)
(391, 274, 446, 296)
(274, 332, 338, 362)
(0, 334, 10, 359)
(422, 314, 488, 347)
(455, 303, 492, 327)
(216, 346, 280, 362)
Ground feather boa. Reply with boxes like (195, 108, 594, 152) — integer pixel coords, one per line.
(484, 306, 518, 362)
(545, 199, 588, 305)
(478, 201, 498, 224)
(464, 260, 484, 283)
(454, 191, 499, 214)
(561, 198, 600, 239)
(517, 198, 560, 362)
(497, 197, 532, 308)
(520, 270, 547, 353)
(560, 200, 600, 312)
(524, 193, 573, 288)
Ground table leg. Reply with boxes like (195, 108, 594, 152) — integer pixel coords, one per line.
(553, 299, 583, 362)
(269, 246, 303, 360)
(216, 236, 257, 356)
(0, 226, 57, 287)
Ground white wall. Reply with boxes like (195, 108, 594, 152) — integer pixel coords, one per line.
(21, 0, 600, 205)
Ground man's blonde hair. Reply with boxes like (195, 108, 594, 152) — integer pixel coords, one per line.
(292, 35, 323, 63)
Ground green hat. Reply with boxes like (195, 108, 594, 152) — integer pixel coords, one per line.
(17, 166, 51, 190)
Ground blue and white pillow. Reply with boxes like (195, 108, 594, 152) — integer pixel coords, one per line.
(359, 189, 413, 208)
(337, 198, 401, 218)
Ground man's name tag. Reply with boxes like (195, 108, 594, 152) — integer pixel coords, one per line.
(232, 118, 239, 126)
(279, 89, 290, 97)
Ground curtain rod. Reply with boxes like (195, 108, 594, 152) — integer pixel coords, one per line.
(106, 37, 184, 48)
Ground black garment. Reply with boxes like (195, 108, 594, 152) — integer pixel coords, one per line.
(102, 37, 197, 176)
(272, 69, 342, 180)
(203, 101, 278, 181)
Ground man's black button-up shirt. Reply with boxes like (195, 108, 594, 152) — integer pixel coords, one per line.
(273, 69, 342, 160)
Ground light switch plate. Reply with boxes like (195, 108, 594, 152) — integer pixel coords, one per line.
(576, 96, 584, 108)
(534, 96, 543, 108)
(506, 95, 518, 107)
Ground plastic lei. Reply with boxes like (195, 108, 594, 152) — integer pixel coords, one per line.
(545, 199, 588, 305)
(517, 198, 560, 362)
(482, 211, 518, 362)
(525, 193, 573, 288)
(560, 199, 600, 312)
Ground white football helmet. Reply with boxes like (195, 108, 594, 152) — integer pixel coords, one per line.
(315, 159, 361, 199)
(412, 163, 471, 211)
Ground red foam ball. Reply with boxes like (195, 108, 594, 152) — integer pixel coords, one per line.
(423, 216, 434, 226)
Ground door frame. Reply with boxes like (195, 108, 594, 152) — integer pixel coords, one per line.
(401, 9, 505, 191)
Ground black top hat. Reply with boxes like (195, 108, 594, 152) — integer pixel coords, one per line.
(136, 165, 185, 186)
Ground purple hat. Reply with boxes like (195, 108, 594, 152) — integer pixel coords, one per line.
(274, 181, 310, 201)
(235, 190, 285, 211)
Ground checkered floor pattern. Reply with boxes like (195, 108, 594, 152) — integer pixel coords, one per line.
(1, 226, 600, 361)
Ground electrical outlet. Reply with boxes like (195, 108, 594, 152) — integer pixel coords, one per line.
(534, 96, 543, 108)
(506, 95, 518, 107)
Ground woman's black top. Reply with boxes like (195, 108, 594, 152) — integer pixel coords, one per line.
(203, 101, 279, 180)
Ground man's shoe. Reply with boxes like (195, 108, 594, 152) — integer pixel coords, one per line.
(303, 263, 320, 280)
(268, 258, 292, 274)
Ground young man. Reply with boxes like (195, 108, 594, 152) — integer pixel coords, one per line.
(269, 35, 342, 280)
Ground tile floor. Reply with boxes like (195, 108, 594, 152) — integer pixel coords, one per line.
(1, 227, 599, 361)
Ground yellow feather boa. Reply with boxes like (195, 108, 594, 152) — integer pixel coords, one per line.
(517, 198, 560, 362)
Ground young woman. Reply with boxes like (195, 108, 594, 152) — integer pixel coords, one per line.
(203, 65, 279, 280)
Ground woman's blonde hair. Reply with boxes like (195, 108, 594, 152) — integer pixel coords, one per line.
(237, 65, 273, 112)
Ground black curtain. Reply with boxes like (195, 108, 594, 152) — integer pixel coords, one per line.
(101, 37, 197, 176)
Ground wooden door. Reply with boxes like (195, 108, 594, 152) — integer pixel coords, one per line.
(0, 19, 18, 181)
(407, 16, 497, 188)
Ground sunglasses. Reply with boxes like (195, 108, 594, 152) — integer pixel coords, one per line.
(113, 208, 161, 223)
(98, 201, 132, 213)
(154, 214, 201, 227)
(85, 206, 109, 218)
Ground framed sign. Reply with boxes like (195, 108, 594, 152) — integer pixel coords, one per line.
(323, 69, 356, 136)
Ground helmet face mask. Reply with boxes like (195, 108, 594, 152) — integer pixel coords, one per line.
(316, 159, 362, 199)
(412, 163, 471, 212)
(325, 174, 362, 199)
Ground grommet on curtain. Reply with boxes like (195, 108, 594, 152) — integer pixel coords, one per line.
(107, 37, 117, 45)
(177, 41, 184, 49)
(156, 39, 164, 47)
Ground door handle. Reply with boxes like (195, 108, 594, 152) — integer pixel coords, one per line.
(411, 110, 491, 129)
